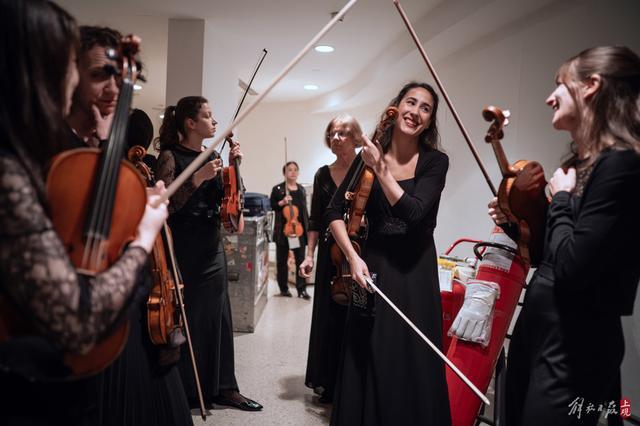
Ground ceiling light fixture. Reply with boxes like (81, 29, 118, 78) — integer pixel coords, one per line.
(133, 84, 142, 91)
(314, 45, 334, 53)
(304, 84, 319, 91)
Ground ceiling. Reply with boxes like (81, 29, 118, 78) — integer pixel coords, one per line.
(57, 0, 561, 104)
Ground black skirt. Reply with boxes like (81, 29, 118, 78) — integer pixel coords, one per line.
(305, 235, 347, 398)
(172, 224, 238, 404)
(96, 301, 193, 426)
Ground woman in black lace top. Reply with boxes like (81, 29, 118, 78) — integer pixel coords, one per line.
(327, 82, 451, 425)
(300, 114, 362, 402)
(154, 96, 262, 412)
(489, 46, 640, 425)
(0, 1, 167, 424)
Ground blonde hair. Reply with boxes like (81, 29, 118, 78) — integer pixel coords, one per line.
(324, 114, 364, 148)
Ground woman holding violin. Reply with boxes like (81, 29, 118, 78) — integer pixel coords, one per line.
(155, 95, 262, 412)
(488, 46, 640, 425)
(0, 1, 168, 424)
(270, 161, 311, 299)
(300, 114, 362, 402)
(326, 82, 451, 426)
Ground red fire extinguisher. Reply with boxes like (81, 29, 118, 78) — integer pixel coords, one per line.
(445, 226, 529, 426)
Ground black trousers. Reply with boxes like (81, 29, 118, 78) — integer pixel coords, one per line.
(276, 240, 307, 294)
(506, 271, 624, 426)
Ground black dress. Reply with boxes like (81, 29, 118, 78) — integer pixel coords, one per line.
(155, 145, 239, 404)
(96, 299, 193, 426)
(0, 149, 147, 425)
(505, 148, 640, 426)
(305, 165, 348, 399)
(270, 182, 310, 294)
(326, 146, 452, 426)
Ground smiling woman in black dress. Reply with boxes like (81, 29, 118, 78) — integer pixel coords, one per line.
(327, 82, 451, 426)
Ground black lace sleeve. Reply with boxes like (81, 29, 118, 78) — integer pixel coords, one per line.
(155, 150, 197, 214)
(0, 155, 148, 354)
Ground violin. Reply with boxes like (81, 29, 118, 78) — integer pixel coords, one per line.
(329, 107, 399, 305)
(127, 146, 182, 345)
(483, 106, 548, 265)
(46, 36, 144, 377)
(282, 183, 303, 238)
(127, 145, 208, 419)
(221, 133, 244, 234)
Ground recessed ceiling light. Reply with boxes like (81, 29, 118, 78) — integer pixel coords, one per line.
(304, 84, 319, 90)
(314, 45, 334, 53)
(133, 84, 143, 91)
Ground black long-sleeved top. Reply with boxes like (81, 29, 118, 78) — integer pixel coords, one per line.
(0, 151, 148, 357)
(543, 147, 640, 316)
(309, 166, 337, 233)
(325, 144, 448, 237)
(270, 182, 309, 246)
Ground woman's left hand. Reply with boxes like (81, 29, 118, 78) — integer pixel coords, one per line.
(229, 142, 243, 164)
(361, 133, 385, 175)
(549, 167, 576, 196)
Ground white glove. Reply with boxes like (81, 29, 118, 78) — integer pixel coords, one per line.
(448, 280, 500, 347)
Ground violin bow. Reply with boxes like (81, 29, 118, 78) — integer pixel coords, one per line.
(164, 225, 209, 420)
(365, 277, 491, 406)
(220, 48, 269, 154)
(392, 0, 497, 197)
(157, 0, 359, 206)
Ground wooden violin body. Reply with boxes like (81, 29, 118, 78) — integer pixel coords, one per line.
(221, 136, 244, 234)
(47, 148, 147, 376)
(483, 106, 548, 265)
(282, 203, 303, 238)
(127, 146, 182, 346)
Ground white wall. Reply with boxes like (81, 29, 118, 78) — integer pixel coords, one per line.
(165, 19, 204, 108)
(239, 0, 640, 254)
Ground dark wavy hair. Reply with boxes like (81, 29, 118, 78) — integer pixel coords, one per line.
(375, 81, 441, 152)
(558, 46, 640, 167)
(0, 0, 79, 178)
(155, 96, 208, 151)
(79, 25, 121, 54)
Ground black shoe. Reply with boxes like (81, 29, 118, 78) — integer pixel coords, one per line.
(212, 395, 263, 411)
(298, 290, 311, 300)
(280, 291, 293, 297)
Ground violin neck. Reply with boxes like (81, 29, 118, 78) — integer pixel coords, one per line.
(233, 157, 242, 194)
(489, 139, 515, 178)
(84, 76, 135, 240)
(345, 156, 365, 196)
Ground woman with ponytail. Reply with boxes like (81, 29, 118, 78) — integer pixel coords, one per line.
(155, 96, 262, 412)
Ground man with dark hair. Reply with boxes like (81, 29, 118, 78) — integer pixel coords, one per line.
(66, 26, 122, 147)
(63, 25, 193, 425)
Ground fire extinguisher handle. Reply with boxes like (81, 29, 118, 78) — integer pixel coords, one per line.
(473, 241, 519, 261)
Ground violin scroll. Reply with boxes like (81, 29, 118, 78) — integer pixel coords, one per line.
(127, 145, 153, 182)
(482, 106, 510, 145)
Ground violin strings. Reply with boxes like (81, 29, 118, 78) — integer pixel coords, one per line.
(85, 72, 134, 270)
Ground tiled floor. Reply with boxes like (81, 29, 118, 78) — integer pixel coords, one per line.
(193, 280, 329, 425)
